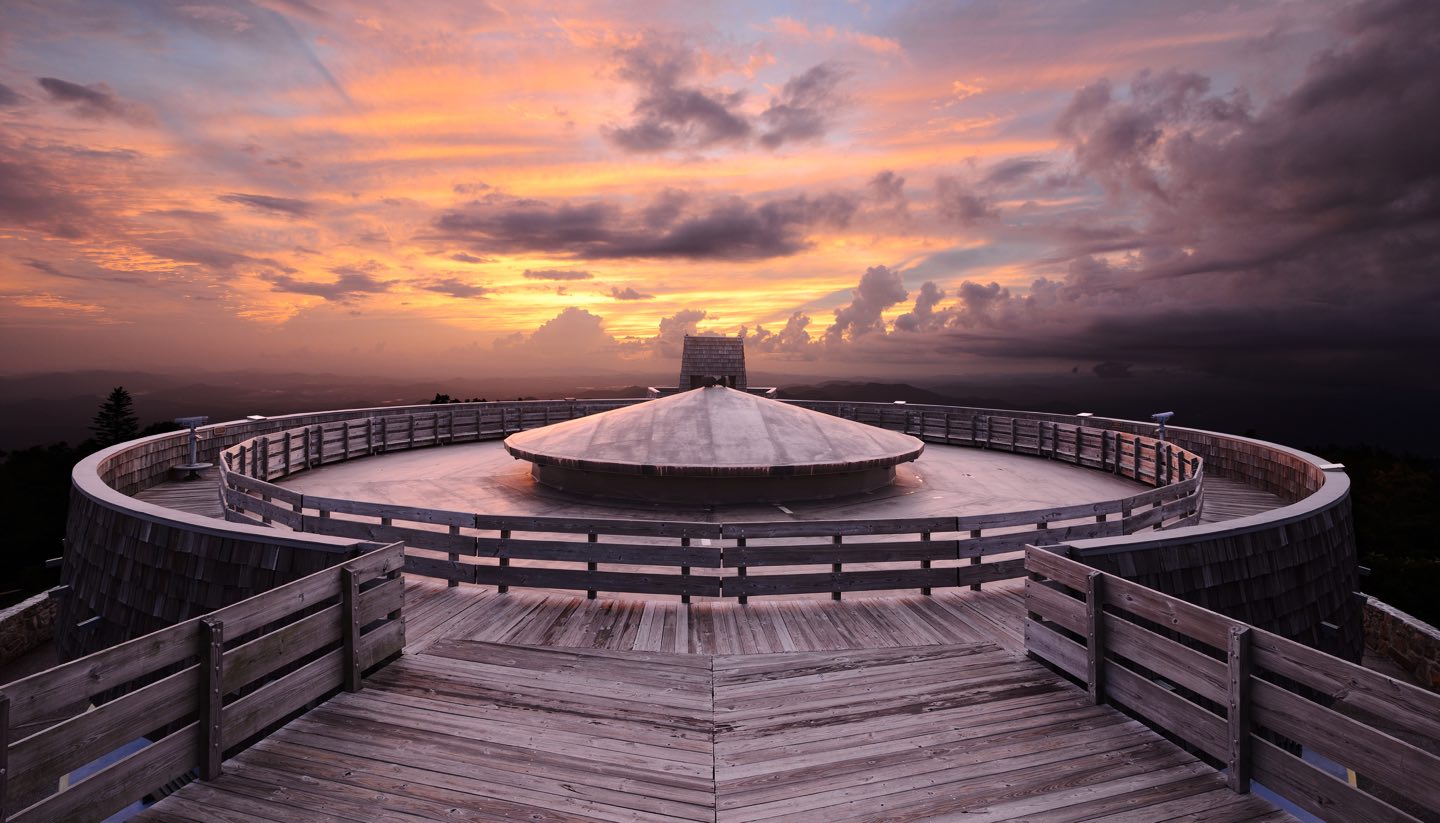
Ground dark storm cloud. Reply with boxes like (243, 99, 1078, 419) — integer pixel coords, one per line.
(432, 189, 856, 261)
(421, 278, 490, 298)
(38, 77, 123, 116)
(604, 36, 751, 153)
(523, 269, 592, 281)
(217, 192, 315, 218)
(610, 286, 654, 300)
(910, 0, 1440, 384)
(22, 257, 148, 285)
(759, 63, 846, 149)
(36, 77, 154, 124)
(268, 269, 390, 301)
(0, 83, 20, 106)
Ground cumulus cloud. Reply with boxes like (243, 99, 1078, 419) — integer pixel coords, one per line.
(893, 281, 948, 332)
(655, 308, 709, 358)
(610, 286, 654, 300)
(866, 170, 909, 220)
(746, 311, 815, 356)
(934, 176, 998, 226)
(496, 307, 617, 359)
(523, 269, 592, 281)
(603, 36, 848, 154)
(217, 192, 315, 218)
(826, 265, 908, 343)
(432, 189, 855, 261)
(604, 35, 751, 153)
(759, 63, 847, 149)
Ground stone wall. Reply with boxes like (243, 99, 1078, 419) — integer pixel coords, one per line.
(0, 593, 58, 667)
(1364, 596, 1440, 692)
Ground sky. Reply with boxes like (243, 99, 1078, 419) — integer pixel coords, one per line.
(0, 0, 1437, 386)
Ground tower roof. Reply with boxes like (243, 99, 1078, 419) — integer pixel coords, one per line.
(504, 387, 923, 478)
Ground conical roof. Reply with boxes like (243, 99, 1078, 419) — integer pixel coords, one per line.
(504, 387, 923, 477)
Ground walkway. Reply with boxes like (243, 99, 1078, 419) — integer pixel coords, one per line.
(133, 580, 1291, 822)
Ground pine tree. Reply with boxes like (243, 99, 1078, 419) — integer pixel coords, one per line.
(91, 386, 140, 447)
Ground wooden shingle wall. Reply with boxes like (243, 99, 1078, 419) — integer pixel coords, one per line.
(678, 335, 747, 391)
(56, 491, 348, 660)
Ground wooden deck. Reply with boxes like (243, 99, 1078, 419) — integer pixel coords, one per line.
(401, 576, 1030, 655)
(1198, 474, 1287, 523)
(132, 466, 224, 518)
(132, 579, 1290, 822)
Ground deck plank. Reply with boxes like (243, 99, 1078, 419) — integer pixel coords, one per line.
(135, 631, 1290, 823)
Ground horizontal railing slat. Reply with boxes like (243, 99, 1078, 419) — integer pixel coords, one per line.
(1253, 738, 1421, 823)
(1250, 630, 1440, 744)
(474, 537, 722, 567)
(1252, 678, 1440, 811)
(722, 567, 958, 597)
(8, 723, 198, 823)
(473, 566, 721, 597)
(8, 664, 199, 804)
(2, 620, 199, 728)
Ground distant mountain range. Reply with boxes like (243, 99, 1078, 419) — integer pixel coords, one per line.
(2, 369, 1435, 457)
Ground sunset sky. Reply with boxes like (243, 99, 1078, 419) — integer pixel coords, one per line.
(1, 0, 1436, 383)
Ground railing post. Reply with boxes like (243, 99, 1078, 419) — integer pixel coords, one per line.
(283, 431, 292, 476)
(587, 533, 598, 600)
(970, 529, 982, 591)
(200, 617, 224, 781)
(832, 535, 843, 601)
(316, 424, 326, 465)
(498, 529, 511, 593)
(1085, 571, 1105, 705)
(342, 568, 362, 692)
(920, 531, 932, 596)
(682, 536, 695, 605)
(448, 525, 460, 588)
(1132, 436, 1140, 480)
(1227, 626, 1254, 794)
(1, 689, 10, 821)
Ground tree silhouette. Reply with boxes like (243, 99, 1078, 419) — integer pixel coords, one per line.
(91, 386, 140, 447)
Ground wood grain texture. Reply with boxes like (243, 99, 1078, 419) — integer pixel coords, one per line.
(131, 634, 1289, 823)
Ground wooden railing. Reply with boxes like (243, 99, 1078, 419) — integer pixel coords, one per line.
(215, 411, 1203, 601)
(1023, 546, 1440, 822)
(0, 542, 405, 823)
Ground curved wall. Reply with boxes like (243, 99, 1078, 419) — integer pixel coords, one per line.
(791, 401, 1360, 658)
(58, 398, 1358, 661)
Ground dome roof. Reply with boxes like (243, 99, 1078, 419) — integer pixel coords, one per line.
(503, 387, 923, 478)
